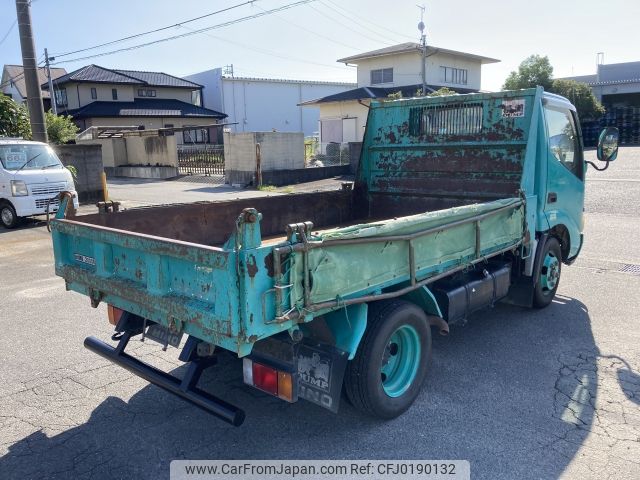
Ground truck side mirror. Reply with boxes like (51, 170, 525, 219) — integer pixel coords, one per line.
(597, 127, 619, 162)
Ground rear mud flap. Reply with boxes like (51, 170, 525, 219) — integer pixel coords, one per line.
(296, 343, 349, 413)
(250, 338, 349, 413)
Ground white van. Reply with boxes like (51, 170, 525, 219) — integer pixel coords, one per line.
(0, 138, 79, 228)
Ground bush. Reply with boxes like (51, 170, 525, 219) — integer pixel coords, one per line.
(0, 95, 31, 139)
(45, 111, 79, 144)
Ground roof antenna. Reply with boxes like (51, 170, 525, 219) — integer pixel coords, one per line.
(417, 4, 426, 46)
(417, 4, 427, 95)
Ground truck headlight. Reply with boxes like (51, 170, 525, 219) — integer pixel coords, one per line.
(10, 180, 28, 197)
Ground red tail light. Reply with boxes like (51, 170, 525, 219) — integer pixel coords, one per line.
(251, 362, 278, 395)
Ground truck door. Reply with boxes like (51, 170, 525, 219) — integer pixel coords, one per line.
(543, 105, 584, 258)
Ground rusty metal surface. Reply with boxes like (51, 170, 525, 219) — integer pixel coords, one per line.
(354, 90, 534, 219)
(74, 190, 354, 246)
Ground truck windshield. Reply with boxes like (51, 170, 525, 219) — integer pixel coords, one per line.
(0, 144, 63, 171)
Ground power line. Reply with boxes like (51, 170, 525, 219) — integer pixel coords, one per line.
(51, 0, 317, 66)
(181, 26, 353, 72)
(0, 19, 17, 46)
(323, 0, 417, 43)
(52, 0, 258, 59)
(307, 3, 396, 47)
(318, 0, 414, 45)
(252, 2, 361, 51)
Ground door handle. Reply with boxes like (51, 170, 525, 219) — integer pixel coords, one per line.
(547, 192, 557, 203)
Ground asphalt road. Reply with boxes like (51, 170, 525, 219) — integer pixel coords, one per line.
(0, 149, 639, 480)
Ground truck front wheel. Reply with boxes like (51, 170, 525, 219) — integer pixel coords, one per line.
(344, 300, 431, 419)
(0, 203, 19, 229)
(533, 237, 562, 308)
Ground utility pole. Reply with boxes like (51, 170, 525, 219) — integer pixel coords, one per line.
(44, 48, 56, 115)
(15, 0, 48, 142)
(418, 5, 427, 96)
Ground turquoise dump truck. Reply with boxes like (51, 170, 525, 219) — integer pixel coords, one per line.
(50, 87, 619, 425)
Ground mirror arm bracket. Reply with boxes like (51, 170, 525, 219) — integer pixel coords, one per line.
(586, 160, 610, 172)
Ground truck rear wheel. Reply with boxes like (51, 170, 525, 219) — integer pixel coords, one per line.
(533, 237, 562, 308)
(344, 300, 431, 419)
(0, 203, 19, 229)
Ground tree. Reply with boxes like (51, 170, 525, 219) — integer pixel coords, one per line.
(503, 55, 554, 91)
(428, 87, 457, 97)
(45, 111, 79, 144)
(550, 79, 605, 121)
(0, 95, 31, 139)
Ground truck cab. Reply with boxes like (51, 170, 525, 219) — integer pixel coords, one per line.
(0, 139, 78, 228)
(539, 92, 587, 261)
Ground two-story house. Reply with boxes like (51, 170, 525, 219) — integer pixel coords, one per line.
(1, 64, 68, 111)
(302, 43, 499, 143)
(41, 64, 227, 143)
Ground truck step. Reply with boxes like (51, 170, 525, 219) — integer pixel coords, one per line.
(84, 335, 245, 426)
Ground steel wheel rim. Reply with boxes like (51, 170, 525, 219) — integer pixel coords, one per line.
(380, 325, 421, 398)
(541, 251, 560, 292)
(1, 207, 14, 225)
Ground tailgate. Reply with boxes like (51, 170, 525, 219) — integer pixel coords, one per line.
(50, 218, 244, 354)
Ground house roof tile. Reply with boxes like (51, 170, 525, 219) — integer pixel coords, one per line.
(64, 98, 226, 119)
(300, 83, 478, 105)
(42, 64, 201, 89)
(337, 43, 500, 65)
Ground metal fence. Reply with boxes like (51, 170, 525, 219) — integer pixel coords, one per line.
(177, 144, 225, 176)
(305, 141, 352, 167)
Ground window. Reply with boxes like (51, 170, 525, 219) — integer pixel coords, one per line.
(90, 87, 97, 100)
(137, 89, 156, 97)
(370, 68, 393, 85)
(54, 88, 67, 107)
(191, 90, 201, 106)
(440, 66, 468, 85)
(544, 106, 583, 179)
(112, 88, 118, 100)
(183, 126, 209, 144)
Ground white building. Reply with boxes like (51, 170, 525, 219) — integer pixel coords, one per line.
(558, 60, 640, 108)
(185, 68, 355, 136)
(301, 43, 499, 143)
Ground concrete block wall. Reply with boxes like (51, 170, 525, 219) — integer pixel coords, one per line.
(77, 135, 177, 168)
(54, 144, 104, 203)
(124, 134, 178, 167)
(224, 131, 304, 185)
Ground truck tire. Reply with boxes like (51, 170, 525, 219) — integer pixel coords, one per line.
(0, 203, 19, 229)
(344, 300, 432, 419)
(533, 237, 562, 308)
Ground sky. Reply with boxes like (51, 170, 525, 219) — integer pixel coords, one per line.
(0, 0, 638, 91)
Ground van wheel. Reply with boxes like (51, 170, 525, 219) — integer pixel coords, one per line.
(533, 237, 562, 308)
(0, 203, 19, 229)
(344, 300, 431, 419)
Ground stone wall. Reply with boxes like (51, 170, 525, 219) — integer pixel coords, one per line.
(54, 144, 104, 203)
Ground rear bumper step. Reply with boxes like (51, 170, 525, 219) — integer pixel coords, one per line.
(84, 335, 245, 426)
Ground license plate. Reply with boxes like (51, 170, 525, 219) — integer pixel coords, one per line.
(145, 324, 183, 348)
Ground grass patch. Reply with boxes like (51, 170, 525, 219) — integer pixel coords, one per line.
(257, 185, 278, 192)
